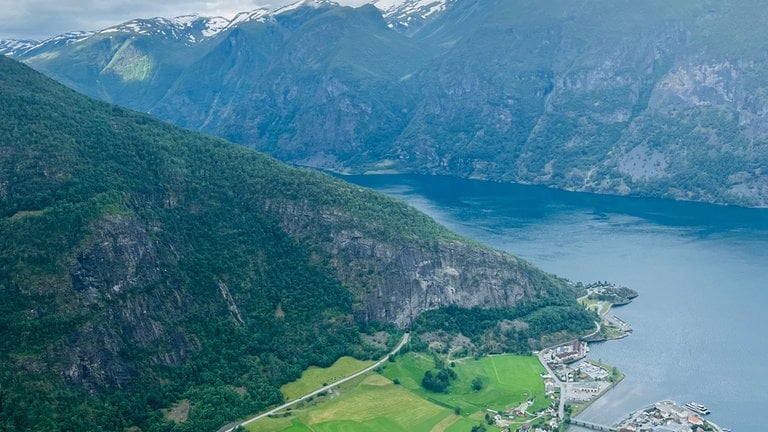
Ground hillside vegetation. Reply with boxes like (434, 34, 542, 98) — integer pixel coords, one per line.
(0, 56, 589, 431)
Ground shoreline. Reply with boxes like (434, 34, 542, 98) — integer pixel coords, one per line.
(613, 400, 727, 432)
(565, 285, 732, 432)
(536, 283, 637, 429)
(577, 283, 635, 343)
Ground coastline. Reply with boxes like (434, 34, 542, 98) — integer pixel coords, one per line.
(577, 283, 636, 343)
(614, 400, 727, 432)
(535, 283, 637, 428)
(562, 284, 731, 432)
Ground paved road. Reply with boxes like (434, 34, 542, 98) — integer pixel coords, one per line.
(220, 332, 410, 432)
(536, 349, 570, 421)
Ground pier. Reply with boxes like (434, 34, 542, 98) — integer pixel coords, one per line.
(568, 418, 617, 431)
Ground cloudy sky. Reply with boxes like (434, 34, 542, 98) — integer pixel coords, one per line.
(0, 0, 371, 40)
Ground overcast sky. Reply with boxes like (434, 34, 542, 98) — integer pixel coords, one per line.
(0, 0, 371, 40)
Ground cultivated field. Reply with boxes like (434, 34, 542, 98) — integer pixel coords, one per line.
(280, 357, 374, 401)
(382, 353, 548, 414)
(246, 353, 547, 432)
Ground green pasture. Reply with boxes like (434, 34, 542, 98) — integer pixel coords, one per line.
(245, 353, 547, 432)
(247, 374, 458, 432)
(381, 353, 548, 415)
(243, 416, 312, 432)
(579, 297, 611, 316)
(280, 356, 374, 401)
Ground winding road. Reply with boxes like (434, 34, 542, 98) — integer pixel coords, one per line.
(219, 332, 410, 432)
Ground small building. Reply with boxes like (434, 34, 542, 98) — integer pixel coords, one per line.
(572, 381, 600, 394)
(544, 379, 556, 395)
(652, 423, 686, 432)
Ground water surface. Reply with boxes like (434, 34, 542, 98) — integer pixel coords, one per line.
(344, 174, 768, 431)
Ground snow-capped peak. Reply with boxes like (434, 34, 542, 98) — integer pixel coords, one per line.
(1, 31, 94, 57)
(227, 9, 271, 28)
(372, 0, 449, 31)
(90, 8, 278, 42)
(374, 0, 446, 15)
(0, 39, 38, 56)
(201, 16, 231, 38)
(274, 0, 340, 15)
(2, 0, 452, 57)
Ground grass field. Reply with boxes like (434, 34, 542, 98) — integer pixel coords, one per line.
(247, 374, 456, 432)
(381, 353, 548, 414)
(245, 354, 548, 432)
(280, 357, 374, 401)
(579, 297, 611, 316)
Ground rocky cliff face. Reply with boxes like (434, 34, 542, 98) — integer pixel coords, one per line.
(329, 232, 535, 327)
(263, 197, 563, 329)
(64, 215, 193, 390)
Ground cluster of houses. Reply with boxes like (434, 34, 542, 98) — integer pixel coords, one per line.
(544, 340, 588, 365)
(617, 401, 720, 432)
(489, 400, 558, 432)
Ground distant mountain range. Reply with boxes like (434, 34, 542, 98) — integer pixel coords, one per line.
(4, 0, 768, 207)
(0, 0, 449, 55)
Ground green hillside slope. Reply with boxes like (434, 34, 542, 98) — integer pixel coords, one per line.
(0, 56, 591, 431)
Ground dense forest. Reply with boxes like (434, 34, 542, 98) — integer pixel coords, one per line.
(411, 298, 597, 356)
(0, 53, 399, 432)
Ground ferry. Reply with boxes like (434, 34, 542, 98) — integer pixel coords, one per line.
(684, 402, 711, 415)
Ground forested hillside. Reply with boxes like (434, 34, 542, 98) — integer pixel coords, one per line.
(0, 56, 592, 431)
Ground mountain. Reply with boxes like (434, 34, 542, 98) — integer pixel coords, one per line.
(7, 0, 766, 207)
(0, 56, 592, 431)
(374, 0, 453, 34)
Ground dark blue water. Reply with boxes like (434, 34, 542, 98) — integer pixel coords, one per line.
(343, 174, 768, 431)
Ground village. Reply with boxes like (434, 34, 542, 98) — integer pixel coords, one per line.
(615, 400, 728, 432)
(538, 339, 620, 413)
(471, 337, 621, 432)
(410, 266, 738, 432)
(496, 283, 637, 432)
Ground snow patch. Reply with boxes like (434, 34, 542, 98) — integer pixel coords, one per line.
(372, 0, 449, 30)
(0, 39, 37, 56)
(375, 0, 447, 17)
(275, 0, 339, 15)
(202, 17, 230, 37)
(170, 15, 199, 27)
(228, 9, 271, 27)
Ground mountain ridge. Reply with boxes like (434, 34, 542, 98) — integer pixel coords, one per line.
(0, 0, 441, 54)
(6, 0, 767, 207)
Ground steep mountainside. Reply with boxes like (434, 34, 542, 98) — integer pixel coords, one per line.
(0, 56, 591, 431)
(6, 0, 766, 206)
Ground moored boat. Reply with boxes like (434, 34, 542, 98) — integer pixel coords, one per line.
(684, 401, 710, 415)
